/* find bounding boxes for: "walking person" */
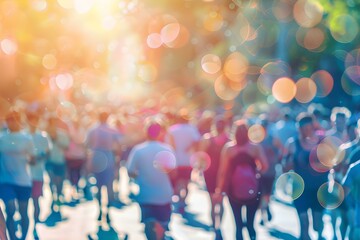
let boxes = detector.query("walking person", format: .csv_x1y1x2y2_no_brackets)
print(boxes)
199,115,229,238
215,119,268,240
25,111,51,238
166,110,201,214
282,113,328,240
85,110,123,222
258,118,283,226
0,111,36,240
127,118,175,240
46,115,70,211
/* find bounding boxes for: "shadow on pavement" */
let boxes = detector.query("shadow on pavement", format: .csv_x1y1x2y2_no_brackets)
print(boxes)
181,210,212,232
268,227,298,240
43,210,68,227
87,225,128,240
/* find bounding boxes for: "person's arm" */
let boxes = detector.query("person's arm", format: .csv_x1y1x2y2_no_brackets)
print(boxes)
0,208,8,240
255,144,269,174
126,147,139,179
215,143,231,194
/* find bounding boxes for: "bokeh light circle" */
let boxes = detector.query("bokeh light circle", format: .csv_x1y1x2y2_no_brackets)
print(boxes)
295,77,317,103
317,136,344,168
272,0,293,22
248,124,265,144
201,54,222,74
272,77,296,103
190,151,211,171
293,0,323,28
330,14,359,43
42,54,57,70
223,52,248,82
341,67,360,96
345,48,360,68
275,172,305,200
214,74,241,101
317,181,345,210
257,61,290,95
147,33,162,49
309,147,331,173
154,151,176,173
55,73,74,90
203,11,224,32
311,70,334,97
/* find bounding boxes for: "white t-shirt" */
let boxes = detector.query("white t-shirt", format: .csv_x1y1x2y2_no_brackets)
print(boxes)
0,131,36,186
166,123,201,167
127,141,174,205
29,130,52,181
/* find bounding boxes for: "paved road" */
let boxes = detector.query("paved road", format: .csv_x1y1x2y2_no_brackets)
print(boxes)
2,167,335,240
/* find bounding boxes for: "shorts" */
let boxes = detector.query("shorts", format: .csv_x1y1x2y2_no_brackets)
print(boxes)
139,203,172,230
260,175,275,195
31,181,43,199
169,166,192,188
46,162,66,177
0,184,32,203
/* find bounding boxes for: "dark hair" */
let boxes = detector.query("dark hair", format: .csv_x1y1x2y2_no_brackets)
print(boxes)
233,119,249,146
296,112,314,128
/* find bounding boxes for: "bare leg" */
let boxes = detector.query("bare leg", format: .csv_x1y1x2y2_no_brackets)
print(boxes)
18,200,30,240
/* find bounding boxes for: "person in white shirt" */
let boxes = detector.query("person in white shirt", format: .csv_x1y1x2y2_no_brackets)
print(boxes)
26,111,52,238
127,118,175,240
166,111,201,213
0,111,36,240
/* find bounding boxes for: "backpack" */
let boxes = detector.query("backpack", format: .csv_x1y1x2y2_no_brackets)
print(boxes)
229,152,260,201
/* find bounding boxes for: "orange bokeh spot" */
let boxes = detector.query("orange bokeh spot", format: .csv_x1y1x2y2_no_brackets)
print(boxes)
272,77,296,103
311,70,334,97
295,77,317,103
293,0,323,28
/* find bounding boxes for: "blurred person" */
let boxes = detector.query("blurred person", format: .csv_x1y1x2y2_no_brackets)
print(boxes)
282,113,328,240
273,109,297,146
326,107,351,240
26,111,51,238
85,110,123,223
46,116,70,210
0,111,36,240
0,207,7,240
326,107,351,143
165,110,201,214
199,115,229,237
215,120,268,240
258,117,283,226
64,117,87,202
335,118,360,239
127,119,175,240
342,157,360,240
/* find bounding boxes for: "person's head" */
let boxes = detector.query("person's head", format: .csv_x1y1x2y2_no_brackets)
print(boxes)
144,118,164,141
212,115,227,134
347,118,359,141
5,110,22,132
98,110,110,124
26,111,40,130
232,119,249,146
331,107,351,133
296,112,315,138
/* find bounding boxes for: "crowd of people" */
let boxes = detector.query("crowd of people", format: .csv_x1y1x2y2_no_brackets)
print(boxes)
0,102,359,240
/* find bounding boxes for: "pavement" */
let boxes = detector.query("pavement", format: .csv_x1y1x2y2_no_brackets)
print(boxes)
2,167,336,240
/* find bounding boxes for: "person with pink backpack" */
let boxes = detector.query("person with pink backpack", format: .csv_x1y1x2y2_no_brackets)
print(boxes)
215,119,268,240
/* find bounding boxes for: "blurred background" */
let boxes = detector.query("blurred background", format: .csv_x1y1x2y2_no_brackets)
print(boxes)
0,0,359,117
